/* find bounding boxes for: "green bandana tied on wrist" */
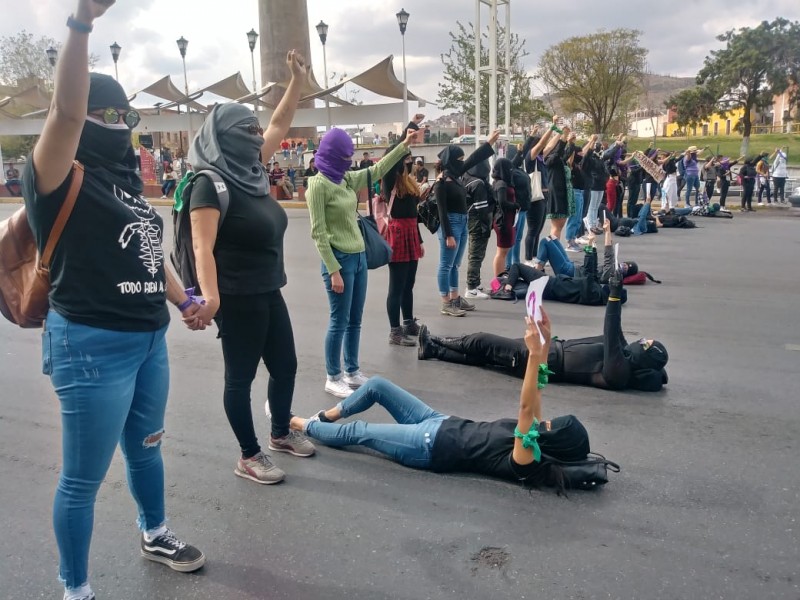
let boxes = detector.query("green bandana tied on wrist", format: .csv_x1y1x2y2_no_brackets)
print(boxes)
514,420,542,462
538,363,555,389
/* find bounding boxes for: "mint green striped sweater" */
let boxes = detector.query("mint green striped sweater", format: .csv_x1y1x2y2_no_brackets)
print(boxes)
307,142,410,272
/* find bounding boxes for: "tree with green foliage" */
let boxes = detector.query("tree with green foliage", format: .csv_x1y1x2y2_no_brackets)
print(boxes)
665,86,718,137
437,21,547,130
538,29,647,135
697,18,799,155
0,31,61,89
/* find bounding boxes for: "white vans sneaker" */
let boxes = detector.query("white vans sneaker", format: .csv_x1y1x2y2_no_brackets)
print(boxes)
343,370,370,389
325,376,354,398
464,288,489,299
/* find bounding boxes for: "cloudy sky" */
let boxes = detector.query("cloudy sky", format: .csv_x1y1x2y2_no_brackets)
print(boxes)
3,0,799,117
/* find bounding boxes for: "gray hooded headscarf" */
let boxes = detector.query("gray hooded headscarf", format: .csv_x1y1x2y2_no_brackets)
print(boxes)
188,103,268,196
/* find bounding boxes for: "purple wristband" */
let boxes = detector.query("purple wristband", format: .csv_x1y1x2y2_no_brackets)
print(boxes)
177,297,193,312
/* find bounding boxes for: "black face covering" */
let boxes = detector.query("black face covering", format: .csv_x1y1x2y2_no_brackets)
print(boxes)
625,340,669,371
76,73,142,196
491,157,513,185
466,159,490,181
538,415,590,462
438,145,466,178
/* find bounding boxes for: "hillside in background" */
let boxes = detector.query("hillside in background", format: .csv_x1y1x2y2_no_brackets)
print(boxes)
641,74,696,110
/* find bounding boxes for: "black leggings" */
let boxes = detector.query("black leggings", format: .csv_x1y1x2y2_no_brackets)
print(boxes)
524,196,547,260
218,291,297,457
719,178,730,207
387,261,418,328
741,181,755,210
774,177,786,202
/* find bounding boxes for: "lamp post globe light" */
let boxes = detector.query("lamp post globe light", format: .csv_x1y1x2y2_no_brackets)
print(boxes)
316,20,332,131
246,28,259,113
46,46,58,67
176,36,193,153
109,42,121,81
396,8,410,125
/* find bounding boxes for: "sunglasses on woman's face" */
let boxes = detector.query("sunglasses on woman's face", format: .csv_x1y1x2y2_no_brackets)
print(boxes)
92,107,141,129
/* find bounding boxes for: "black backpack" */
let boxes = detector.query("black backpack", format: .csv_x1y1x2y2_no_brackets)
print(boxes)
171,170,230,293
417,180,440,234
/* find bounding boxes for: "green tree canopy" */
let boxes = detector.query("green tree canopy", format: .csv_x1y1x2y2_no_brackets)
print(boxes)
538,28,646,135
0,31,61,89
437,21,547,130
665,86,718,133
697,18,799,155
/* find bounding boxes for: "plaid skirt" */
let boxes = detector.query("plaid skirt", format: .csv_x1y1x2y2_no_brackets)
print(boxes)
387,217,423,263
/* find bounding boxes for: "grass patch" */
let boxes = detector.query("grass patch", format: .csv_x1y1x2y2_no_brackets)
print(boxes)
627,133,800,165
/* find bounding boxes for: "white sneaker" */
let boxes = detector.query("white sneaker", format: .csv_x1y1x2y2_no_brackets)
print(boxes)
464,288,489,299
523,259,537,267
758,202,764,206
324,376,353,398
160,195,167,199
575,236,590,245
343,370,369,389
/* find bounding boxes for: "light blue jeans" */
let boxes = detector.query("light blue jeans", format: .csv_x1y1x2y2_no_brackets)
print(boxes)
565,189,585,241
45,310,168,591
322,248,368,377
587,190,604,228
437,212,469,296
305,377,447,468
506,209,527,269
536,238,576,276
633,203,652,235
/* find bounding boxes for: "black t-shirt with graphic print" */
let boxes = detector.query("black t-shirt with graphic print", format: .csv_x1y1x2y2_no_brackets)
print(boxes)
23,163,169,332
189,176,288,295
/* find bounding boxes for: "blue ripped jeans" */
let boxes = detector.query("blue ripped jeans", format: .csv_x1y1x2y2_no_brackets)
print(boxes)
536,238,576,276
506,210,527,269
305,377,447,468
44,310,169,591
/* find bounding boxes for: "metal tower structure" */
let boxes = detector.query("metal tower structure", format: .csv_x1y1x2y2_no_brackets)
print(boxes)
474,0,511,147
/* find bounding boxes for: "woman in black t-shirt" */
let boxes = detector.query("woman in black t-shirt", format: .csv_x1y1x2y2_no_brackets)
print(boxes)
288,312,595,489
21,4,204,598
381,147,425,346
187,51,316,486
418,278,669,392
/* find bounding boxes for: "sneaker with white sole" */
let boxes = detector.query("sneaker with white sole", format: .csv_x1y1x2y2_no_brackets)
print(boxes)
269,431,316,457
325,376,354,397
64,590,95,600
464,288,489,299
140,528,206,572
455,296,475,311
575,236,590,245
343,370,369,389
566,241,582,252
234,451,285,484
441,300,466,317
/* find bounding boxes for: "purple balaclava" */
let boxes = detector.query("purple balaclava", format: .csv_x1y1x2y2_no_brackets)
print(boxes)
315,128,354,184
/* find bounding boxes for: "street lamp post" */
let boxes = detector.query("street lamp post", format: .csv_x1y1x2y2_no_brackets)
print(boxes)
396,8,410,127
109,42,121,81
45,47,58,92
246,29,259,114
176,36,193,152
315,21,332,131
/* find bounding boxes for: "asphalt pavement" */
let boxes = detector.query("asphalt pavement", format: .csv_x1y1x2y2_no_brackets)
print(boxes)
1,205,798,600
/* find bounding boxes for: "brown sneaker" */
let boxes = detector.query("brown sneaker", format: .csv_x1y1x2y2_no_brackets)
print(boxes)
235,452,286,484
455,296,475,311
441,300,466,317
389,326,417,346
269,431,316,457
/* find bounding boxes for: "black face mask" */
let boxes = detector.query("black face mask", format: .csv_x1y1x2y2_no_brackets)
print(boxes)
79,120,133,165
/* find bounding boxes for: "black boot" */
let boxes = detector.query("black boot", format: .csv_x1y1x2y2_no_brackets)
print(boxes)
418,324,434,359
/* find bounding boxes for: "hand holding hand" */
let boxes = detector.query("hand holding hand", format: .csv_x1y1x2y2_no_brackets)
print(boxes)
190,297,220,328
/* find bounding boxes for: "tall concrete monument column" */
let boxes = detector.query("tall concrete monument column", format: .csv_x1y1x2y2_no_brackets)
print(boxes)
258,0,316,140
